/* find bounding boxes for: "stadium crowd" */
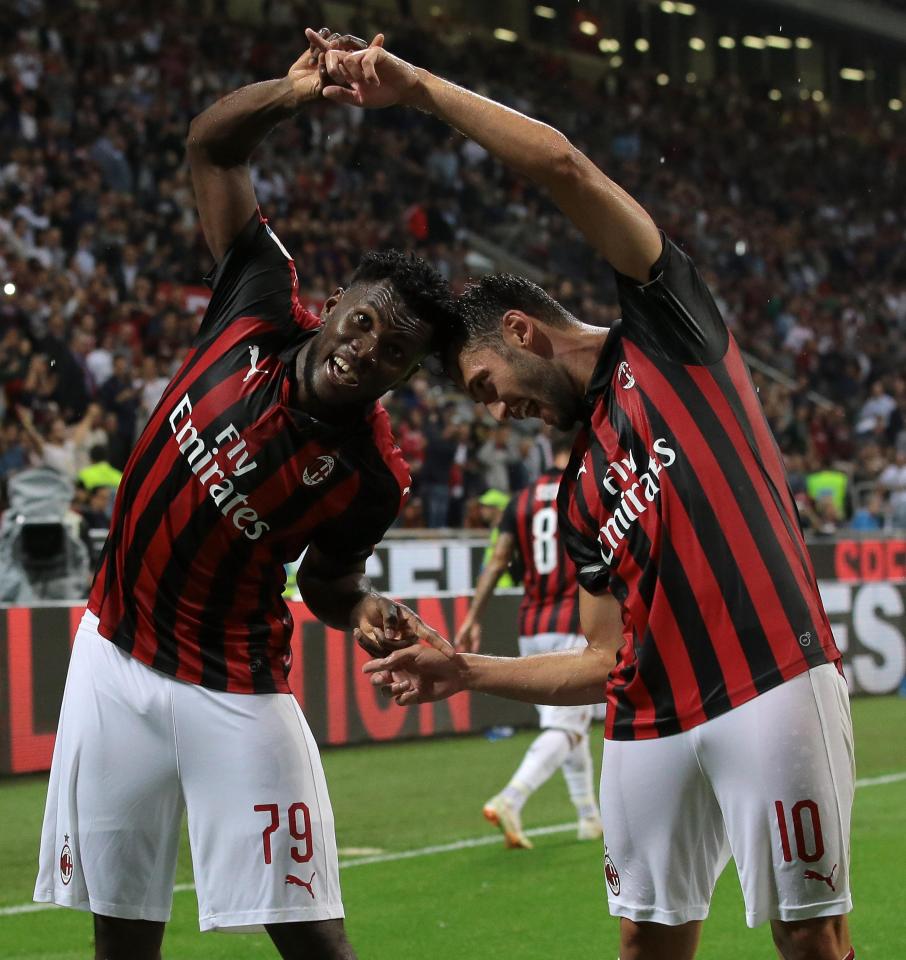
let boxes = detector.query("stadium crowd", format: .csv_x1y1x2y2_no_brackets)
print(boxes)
1,0,905,543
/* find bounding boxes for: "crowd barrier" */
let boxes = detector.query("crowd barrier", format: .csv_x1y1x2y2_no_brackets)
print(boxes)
1,537,904,775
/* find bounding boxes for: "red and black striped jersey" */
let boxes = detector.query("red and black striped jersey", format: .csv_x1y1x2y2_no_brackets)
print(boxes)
499,471,581,637
558,234,840,741
88,211,410,694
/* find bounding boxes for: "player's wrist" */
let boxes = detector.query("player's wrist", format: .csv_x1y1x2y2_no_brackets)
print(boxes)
401,67,433,111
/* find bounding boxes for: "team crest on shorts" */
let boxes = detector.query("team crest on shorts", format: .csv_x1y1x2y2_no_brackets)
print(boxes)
604,850,621,895
59,835,73,885
303,455,336,486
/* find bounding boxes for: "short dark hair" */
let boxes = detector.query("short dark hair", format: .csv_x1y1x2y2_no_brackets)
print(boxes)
349,250,460,357
456,273,575,351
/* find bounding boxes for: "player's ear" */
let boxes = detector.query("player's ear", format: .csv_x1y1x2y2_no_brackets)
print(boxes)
323,287,345,317
501,310,533,351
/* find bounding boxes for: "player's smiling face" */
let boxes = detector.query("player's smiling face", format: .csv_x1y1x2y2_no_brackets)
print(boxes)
455,341,581,430
302,280,433,409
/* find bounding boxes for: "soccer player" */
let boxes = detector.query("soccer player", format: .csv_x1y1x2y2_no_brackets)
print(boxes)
322,39,857,960
455,434,601,849
34,32,456,960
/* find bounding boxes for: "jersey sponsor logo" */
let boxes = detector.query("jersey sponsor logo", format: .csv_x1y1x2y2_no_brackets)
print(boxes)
803,863,837,892
59,834,73,885
285,871,316,897
603,850,621,895
169,393,270,541
303,455,336,487
242,344,270,383
596,438,676,566
617,361,636,390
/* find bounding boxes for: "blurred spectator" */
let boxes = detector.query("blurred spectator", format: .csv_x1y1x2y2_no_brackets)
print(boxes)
477,424,518,493
16,403,101,480
879,450,906,529
850,490,886,532
805,460,850,522
77,444,123,492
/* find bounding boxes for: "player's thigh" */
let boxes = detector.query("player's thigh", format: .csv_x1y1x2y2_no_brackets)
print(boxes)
36,613,182,919
700,665,855,928
601,732,731,926
174,686,344,931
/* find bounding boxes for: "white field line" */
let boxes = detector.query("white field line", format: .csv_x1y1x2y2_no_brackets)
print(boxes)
3,770,904,919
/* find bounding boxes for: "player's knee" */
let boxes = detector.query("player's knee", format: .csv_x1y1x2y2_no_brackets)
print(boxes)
266,918,355,960
771,915,849,960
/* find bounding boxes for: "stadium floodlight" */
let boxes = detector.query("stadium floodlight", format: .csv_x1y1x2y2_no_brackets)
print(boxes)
768,88,782,101
659,1,676,13
610,55,624,68
766,35,792,49
799,88,811,100
735,240,747,255
689,37,706,51
812,89,825,102
795,37,813,49
430,5,443,15
718,36,736,49
890,98,904,111
493,28,518,43
840,68,866,82
534,5,556,18
3,282,15,296
598,38,620,53
742,36,766,49
656,73,670,85
579,20,598,36
686,72,697,83
635,37,650,52
675,2,697,14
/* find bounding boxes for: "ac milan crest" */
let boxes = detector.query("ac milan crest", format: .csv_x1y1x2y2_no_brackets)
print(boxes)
303,455,336,487
604,852,620,895
617,361,636,390
60,835,73,885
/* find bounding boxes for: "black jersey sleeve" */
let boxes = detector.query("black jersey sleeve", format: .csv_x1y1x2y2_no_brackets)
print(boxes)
196,209,317,344
614,233,728,365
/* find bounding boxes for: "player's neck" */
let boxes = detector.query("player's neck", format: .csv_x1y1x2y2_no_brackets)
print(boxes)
551,324,611,399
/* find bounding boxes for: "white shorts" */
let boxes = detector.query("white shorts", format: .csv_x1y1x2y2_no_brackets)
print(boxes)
34,611,343,932
519,633,594,737
600,663,854,928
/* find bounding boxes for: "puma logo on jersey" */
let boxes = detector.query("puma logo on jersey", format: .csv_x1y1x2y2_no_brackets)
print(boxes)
803,863,837,892
243,345,270,382
285,872,316,897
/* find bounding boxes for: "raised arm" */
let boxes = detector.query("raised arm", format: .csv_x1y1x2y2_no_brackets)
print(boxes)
317,40,662,282
187,30,379,262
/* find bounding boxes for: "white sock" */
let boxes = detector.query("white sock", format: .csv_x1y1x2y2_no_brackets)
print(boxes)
501,729,572,812
562,733,598,820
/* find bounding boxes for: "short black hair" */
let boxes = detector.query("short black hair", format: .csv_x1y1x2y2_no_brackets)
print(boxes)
456,273,575,351
349,250,460,358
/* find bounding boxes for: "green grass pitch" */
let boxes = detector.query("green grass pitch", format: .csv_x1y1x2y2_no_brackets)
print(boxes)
2,696,905,958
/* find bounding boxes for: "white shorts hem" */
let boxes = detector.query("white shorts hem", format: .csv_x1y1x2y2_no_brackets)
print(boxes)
746,896,853,929
33,888,172,922
608,900,710,926
200,903,345,932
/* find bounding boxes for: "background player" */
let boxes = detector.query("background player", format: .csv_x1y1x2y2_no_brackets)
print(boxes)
34,31,455,960
321,37,858,960
455,434,601,849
